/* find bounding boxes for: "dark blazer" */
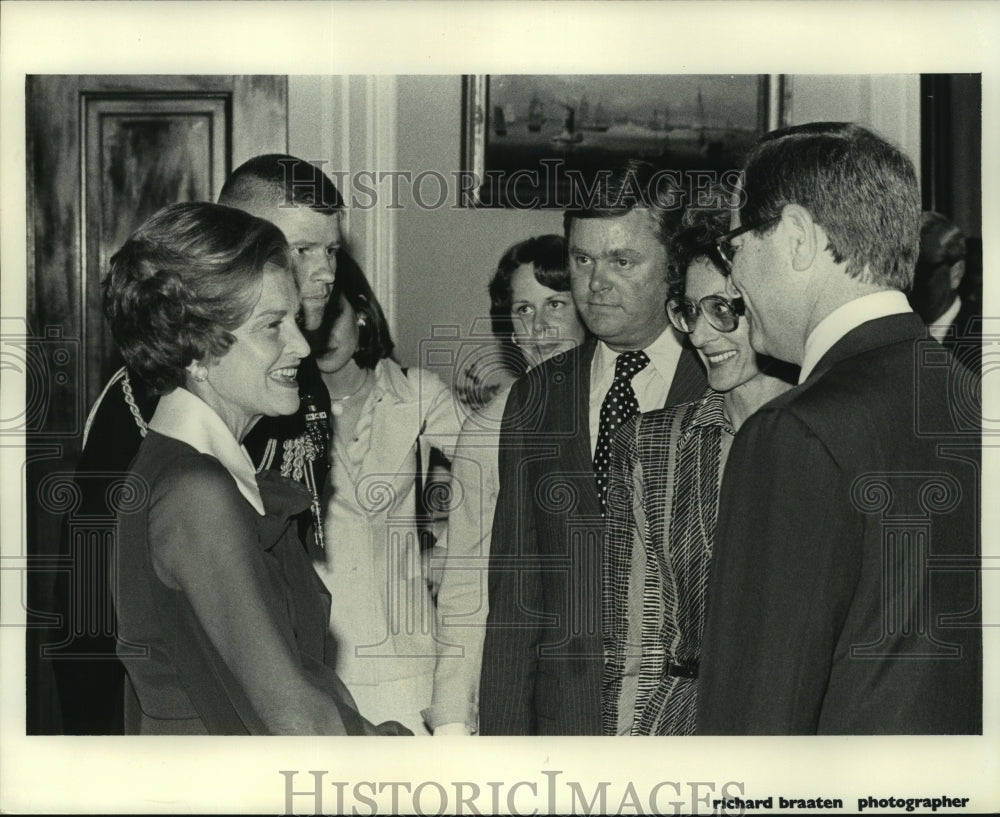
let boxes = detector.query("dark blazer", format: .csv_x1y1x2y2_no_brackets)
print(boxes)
696,313,981,734
480,336,706,735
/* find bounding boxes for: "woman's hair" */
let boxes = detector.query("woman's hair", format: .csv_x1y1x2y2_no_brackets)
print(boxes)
311,248,395,369
488,234,570,370
103,201,291,395
667,200,734,300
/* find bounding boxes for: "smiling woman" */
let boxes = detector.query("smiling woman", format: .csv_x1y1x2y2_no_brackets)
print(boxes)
426,234,589,735
102,202,406,736
309,253,463,735
602,201,794,736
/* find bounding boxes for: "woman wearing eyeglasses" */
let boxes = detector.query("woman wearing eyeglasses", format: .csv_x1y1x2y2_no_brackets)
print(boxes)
601,203,796,736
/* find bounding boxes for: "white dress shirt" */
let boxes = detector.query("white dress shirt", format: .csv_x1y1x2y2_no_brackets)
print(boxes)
799,290,913,384
588,328,685,455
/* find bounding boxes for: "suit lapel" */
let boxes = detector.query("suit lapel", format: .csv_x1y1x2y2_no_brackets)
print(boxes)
543,339,600,520
569,340,597,478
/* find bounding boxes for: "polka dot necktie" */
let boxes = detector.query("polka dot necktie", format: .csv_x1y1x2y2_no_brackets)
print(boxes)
594,350,650,515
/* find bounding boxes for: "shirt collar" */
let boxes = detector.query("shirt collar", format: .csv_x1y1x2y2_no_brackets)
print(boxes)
680,388,733,444
928,295,962,343
799,290,912,384
593,326,684,381
148,387,266,515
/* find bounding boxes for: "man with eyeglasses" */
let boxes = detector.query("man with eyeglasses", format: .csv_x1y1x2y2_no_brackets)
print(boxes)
695,122,981,735
479,161,706,735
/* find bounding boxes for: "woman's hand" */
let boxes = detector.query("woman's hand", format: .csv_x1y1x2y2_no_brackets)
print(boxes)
421,545,447,599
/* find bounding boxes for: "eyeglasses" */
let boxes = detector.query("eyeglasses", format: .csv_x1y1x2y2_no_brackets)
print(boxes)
705,216,781,274
666,294,746,334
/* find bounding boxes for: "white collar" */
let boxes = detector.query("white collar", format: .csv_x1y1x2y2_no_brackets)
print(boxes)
593,326,684,380
148,387,265,515
799,290,912,384
929,295,962,343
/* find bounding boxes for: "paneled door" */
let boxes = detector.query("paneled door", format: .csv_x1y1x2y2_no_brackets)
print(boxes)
23,75,287,733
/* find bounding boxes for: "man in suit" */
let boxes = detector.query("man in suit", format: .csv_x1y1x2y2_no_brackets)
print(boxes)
479,161,707,735
54,154,343,734
696,122,981,734
908,210,981,379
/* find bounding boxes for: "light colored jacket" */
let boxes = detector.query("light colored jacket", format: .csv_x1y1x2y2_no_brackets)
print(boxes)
423,386,510,733
315,360,461,724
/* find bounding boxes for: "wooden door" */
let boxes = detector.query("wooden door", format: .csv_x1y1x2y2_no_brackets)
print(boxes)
24,75,287,733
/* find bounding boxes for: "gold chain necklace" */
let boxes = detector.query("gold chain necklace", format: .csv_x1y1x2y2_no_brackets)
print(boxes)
329,369,371,402
329,369,371,417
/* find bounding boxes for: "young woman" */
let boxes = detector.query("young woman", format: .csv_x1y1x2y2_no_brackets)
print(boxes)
424,235,590,735
311,255,462,735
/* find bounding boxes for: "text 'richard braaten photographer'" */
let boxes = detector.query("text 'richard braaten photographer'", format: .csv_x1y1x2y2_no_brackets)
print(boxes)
276,157,745,211
279,769,746,815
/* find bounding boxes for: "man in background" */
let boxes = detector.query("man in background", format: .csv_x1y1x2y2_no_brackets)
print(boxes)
696,122,981,734
480,161,706,735
908,210,981,378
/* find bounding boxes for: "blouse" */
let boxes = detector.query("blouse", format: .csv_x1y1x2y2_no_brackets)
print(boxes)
602,389,735,735
315,359,461,731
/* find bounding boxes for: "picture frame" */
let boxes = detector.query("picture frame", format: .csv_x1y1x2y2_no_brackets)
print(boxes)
461,74,786,208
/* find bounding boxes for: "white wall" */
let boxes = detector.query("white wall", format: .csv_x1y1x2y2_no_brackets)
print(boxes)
786,75,921,177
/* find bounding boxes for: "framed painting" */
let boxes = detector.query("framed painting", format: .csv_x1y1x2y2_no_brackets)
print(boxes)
461,74,786,208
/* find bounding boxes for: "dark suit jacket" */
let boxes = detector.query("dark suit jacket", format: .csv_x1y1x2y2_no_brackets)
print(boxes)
696,313,982,734
480,336,706,735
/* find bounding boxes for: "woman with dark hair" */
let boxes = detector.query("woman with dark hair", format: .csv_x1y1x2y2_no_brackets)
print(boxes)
423,234,590,735
105,201,404,735
310,253,462,735
488,233,586,373
601,203,794,736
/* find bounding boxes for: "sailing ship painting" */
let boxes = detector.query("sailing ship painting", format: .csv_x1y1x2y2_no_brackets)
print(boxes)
578,96,610,132
476,74,767,207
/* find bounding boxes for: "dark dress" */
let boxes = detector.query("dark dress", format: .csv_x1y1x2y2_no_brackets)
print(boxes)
113,430,364,735
53,360,330,733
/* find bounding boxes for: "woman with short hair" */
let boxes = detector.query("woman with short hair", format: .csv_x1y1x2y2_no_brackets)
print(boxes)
106,201,404,735
425,234,591,735
602,204,795,736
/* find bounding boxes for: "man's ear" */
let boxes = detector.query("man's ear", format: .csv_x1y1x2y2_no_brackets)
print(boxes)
781,203,821,273
948,259,966,292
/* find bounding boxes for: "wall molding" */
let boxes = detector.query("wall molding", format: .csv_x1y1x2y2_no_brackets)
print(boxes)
363,75,398,338
288,75,399,337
